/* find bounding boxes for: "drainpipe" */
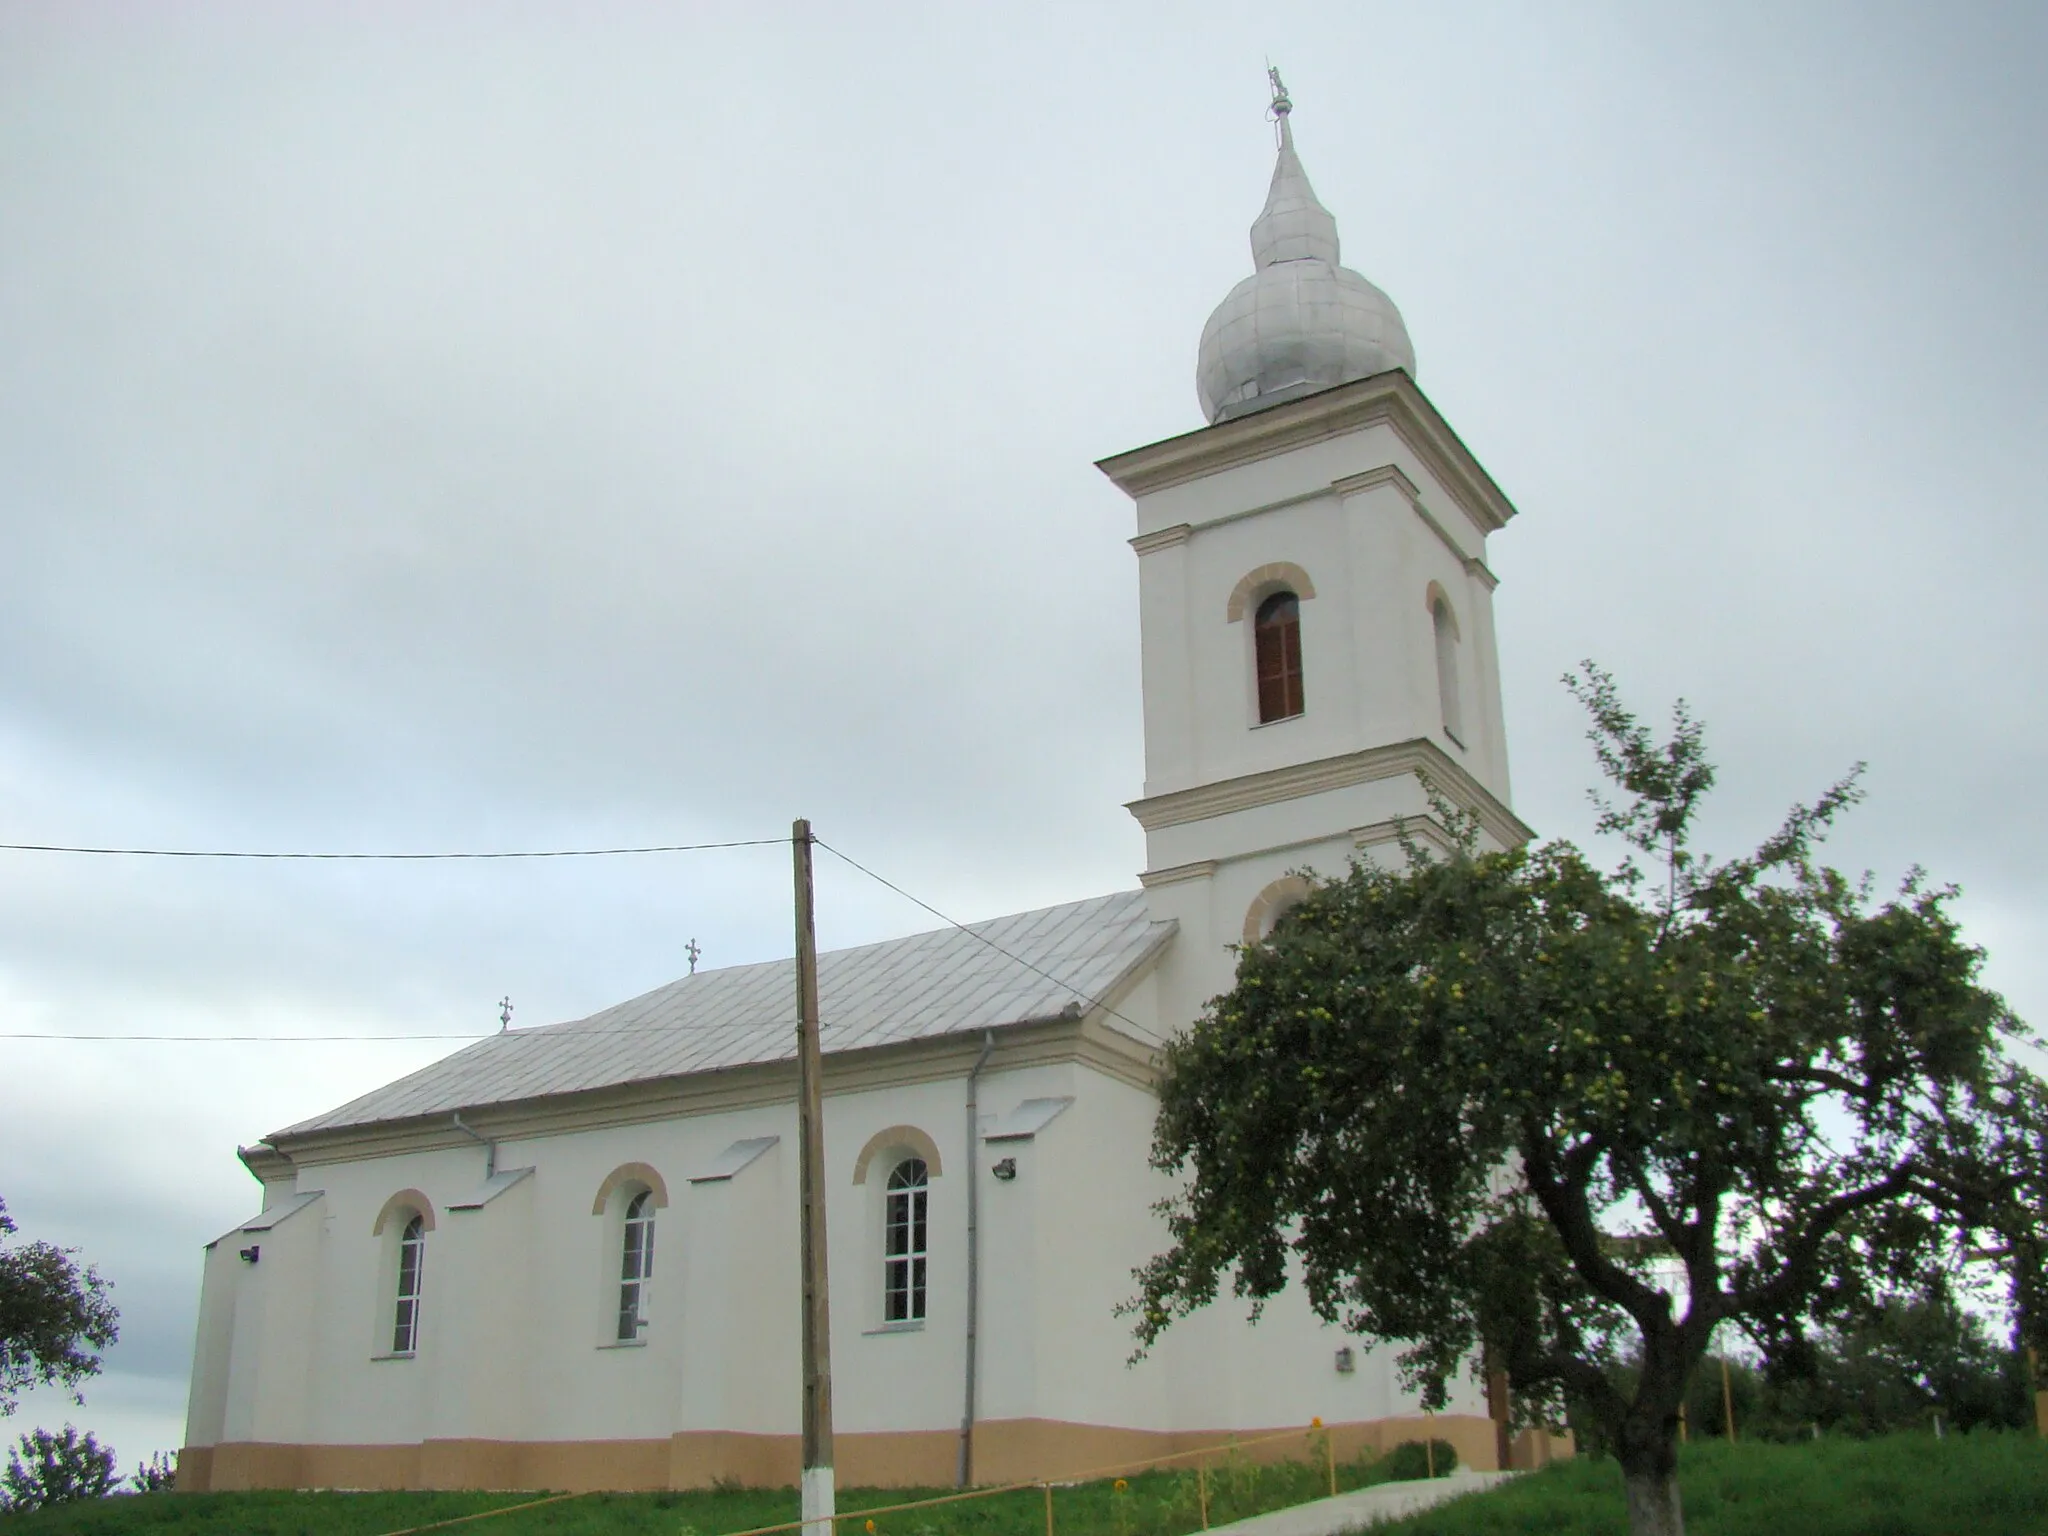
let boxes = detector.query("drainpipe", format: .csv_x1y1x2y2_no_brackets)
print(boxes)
958,1031,996,1489
450,1111,496,1179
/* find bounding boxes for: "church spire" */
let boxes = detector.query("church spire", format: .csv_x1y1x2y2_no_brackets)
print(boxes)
1194,69,1415,423
1252,68,1339,269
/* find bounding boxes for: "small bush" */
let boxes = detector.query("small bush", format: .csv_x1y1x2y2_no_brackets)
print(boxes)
1381,1438,1459,1481
2,1425,118,1511
128,1450,177,1493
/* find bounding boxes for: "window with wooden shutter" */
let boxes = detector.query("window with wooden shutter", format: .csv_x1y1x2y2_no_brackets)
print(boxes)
1254,591,1305,722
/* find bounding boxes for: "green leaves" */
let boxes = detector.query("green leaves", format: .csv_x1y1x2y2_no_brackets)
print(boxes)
0,1198,119,1417
1131,668,2026,1517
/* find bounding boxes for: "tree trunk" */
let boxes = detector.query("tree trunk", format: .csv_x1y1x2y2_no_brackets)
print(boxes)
1612,1322,1691,1536
1623,1464,1684,1536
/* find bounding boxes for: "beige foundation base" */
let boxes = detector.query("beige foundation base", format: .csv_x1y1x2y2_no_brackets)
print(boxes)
177,1413,1570,1494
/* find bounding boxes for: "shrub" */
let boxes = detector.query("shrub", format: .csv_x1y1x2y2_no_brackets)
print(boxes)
129,1449,177,1493
1381,1439,1458,1481
1,1425,118,1511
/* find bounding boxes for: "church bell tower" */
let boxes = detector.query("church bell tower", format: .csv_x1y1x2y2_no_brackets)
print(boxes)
1096,74,1531,1025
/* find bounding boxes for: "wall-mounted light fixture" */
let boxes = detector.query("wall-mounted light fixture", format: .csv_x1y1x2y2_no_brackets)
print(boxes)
238,1245,261,1264
1333,1346,1355,1374
991,1157,1018,1181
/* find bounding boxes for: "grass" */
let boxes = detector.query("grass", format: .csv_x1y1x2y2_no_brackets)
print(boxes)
0,1441,1458,1536
25,1435,2038,1536
1371,1432,2048,1536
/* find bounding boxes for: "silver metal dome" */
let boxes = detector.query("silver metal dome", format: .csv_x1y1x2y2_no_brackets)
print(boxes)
1196,85,1415,425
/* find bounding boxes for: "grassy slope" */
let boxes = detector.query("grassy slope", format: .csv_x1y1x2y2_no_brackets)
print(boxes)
1375,1435,2048,1536
9,1436,2046,1535
0,1453,1442,1536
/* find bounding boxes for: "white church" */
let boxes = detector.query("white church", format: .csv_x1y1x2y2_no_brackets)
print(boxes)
178,84,1557,1495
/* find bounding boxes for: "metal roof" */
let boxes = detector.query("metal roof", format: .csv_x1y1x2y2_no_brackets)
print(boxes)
276,890,1168,1138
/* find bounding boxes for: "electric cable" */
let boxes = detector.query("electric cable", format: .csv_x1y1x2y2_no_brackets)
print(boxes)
0,829,1168,1051
0,837,784,860
813,837,1166,1047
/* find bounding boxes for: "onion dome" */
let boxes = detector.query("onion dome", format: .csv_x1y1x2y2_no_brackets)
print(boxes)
1196,76,1416,425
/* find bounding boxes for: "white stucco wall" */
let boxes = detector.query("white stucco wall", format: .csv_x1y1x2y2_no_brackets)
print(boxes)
186,1037,1472,1459
1116,384,1520,1047
1131,416,1510,812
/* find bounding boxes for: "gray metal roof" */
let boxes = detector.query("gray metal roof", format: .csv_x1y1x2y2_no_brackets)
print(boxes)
1197,94,1415,425
276,890,1168,1138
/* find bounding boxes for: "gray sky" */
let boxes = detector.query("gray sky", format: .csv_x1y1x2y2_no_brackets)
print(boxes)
2,2,2044,1468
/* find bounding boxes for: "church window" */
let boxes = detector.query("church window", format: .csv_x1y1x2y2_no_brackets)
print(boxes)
883,1157,928,1323
1254,591,1305,723
617,1189,655,1341
1243,874,1314,947
1431,594,1464,745
392,1214,425,1355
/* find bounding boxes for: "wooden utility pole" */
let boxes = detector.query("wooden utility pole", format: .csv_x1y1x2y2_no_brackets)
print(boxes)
1483,1350,1511,1471
793,820,835,1536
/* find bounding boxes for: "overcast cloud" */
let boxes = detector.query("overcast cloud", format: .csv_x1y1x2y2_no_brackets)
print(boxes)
1,2,2043,1468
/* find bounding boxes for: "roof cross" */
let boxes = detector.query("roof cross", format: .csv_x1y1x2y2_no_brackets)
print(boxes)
1265,65,1294,149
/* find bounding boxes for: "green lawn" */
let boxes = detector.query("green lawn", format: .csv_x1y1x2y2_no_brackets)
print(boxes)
1374,1433,2048,1536
10,1435,2041,1536
0,1442,1453,1536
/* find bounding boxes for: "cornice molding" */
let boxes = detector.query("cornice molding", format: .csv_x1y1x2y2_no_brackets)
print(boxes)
238,1143,296,1186
1129,524,1192,555
1352,814,1462,859
1127,737,1535,850
1330,463,1423,504
1137,859,1217,889
1096,373,1517,535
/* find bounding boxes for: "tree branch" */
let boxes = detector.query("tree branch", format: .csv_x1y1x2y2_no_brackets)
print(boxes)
1768,1063,1874,1104
1523,1123,1669,1328
1734,1163,1919,1318
1516,1346,1628,1424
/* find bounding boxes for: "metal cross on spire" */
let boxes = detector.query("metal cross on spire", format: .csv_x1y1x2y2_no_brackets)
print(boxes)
498,995,513,1031
1266,64,1293,147
1267,65,1292,118
686,938,702,976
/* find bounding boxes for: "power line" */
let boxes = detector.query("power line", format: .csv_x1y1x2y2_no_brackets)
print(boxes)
0,837,786,860
0,1031,497,1042
0,1018,801,1044
0,831,1167,1051
814,838,1165,1047
0,1012,913,1044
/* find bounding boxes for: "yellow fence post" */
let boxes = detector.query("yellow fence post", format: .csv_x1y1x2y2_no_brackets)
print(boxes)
1042,1482,1054,1536
1198,1462,1209,1529
1316,1418,1335,1498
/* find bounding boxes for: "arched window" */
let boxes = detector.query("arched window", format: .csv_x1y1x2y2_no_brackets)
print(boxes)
1243,875,1313,947
392,1215,426,1355
883,1158,929,1323
616,1189,655,1341
1431,594,1464,744
1254,591,1305,723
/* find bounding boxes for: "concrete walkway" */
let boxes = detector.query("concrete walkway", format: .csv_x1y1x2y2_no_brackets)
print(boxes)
1197,1471,1518,1536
